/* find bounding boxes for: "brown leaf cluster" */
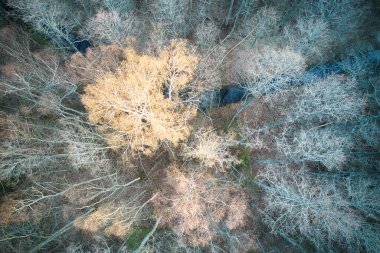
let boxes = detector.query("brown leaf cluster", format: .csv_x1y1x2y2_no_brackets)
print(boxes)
73,199,143,238
81,40,198,155
153,166,250,246
0,193,44,225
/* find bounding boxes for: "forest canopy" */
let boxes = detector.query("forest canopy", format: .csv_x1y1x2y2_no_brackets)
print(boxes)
0,0,379,252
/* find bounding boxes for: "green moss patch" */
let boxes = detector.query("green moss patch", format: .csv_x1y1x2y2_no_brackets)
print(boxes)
126,227,151,251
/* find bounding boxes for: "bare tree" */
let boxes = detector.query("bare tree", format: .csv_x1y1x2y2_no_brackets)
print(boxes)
353,121,380,151
262,0,371,65
0,115,65,183
281,17,332,65
16,172,141,213
191,0,212,24
153,165,250,247
182,127,241,170
194,21,220,50
144,23,169,54
192,46,226,94
80,10,139,47
346,176,380,218
257,165,380,253
8,0,81,50
234,7,280,46
0,27,80,117
290,75,365,123
305,0,371,53
6,169,147,251
240,74,366,147
0,113,114,183
59,117,111,175
231,46,305,99
275,127,353,170
149,0,190,38
73,188,153,239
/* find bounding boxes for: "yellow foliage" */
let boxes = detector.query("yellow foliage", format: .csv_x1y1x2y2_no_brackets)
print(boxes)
81,40,198,155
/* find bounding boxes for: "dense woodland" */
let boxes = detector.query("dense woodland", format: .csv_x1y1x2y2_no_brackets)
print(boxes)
0,0,379,252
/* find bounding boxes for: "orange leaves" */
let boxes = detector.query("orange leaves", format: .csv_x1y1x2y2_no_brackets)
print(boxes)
81,40,198,155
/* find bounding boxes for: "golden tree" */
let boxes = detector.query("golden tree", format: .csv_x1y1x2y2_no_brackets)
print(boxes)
81,40,198,155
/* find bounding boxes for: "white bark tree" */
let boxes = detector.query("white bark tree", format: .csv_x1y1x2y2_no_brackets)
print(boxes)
0,34,80,118
182,127,241,170
80,10,139,47
290,75,365,124
257,165,380,253
234,7,280,46
276,127,352,170
150,0,190,38
305,0,370,51
194,21,220,50
0,116,64,182
281,17,332,65
232,46,305,99
8,0,81,50
58,117,112,175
